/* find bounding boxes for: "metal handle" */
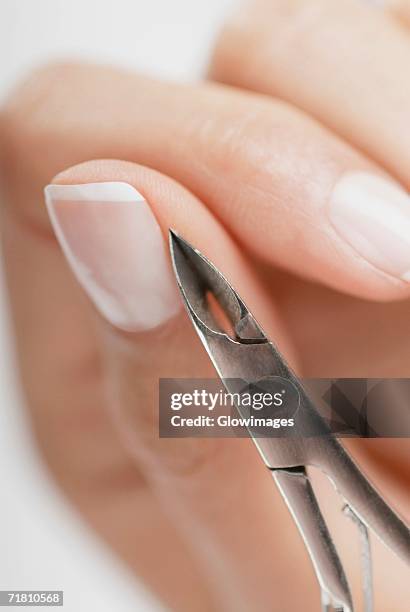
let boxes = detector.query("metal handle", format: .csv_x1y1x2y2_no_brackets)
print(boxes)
313,434,410,565
272,467,353,612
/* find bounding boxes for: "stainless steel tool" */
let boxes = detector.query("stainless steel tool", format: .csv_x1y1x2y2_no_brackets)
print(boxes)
169,230,410,612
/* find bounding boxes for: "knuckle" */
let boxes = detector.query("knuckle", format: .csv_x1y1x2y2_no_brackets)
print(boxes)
194,102,269,172
193,96,287,195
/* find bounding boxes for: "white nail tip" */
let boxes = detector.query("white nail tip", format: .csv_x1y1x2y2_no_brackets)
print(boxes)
45,182,145,203
45,181,180,332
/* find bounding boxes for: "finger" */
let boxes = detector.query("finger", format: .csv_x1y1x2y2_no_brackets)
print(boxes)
1,132,300,608
2,64,410,302
0,130,217,612
207,0,410,574
0,66,303,610
209,0,410,189
44,158,317,611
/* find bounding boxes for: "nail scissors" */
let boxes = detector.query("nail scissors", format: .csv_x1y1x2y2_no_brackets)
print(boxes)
169,231,410,612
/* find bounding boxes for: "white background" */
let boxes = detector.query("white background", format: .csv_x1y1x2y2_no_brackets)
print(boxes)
0,1,237,610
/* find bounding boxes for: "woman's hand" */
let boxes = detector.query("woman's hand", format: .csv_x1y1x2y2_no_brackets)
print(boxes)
1,1,410,610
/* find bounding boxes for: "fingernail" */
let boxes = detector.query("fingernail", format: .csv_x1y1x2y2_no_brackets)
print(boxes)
329,172,410,282
45,182,181,331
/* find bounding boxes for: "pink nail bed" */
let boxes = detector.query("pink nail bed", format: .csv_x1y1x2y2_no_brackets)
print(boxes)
45,182,181,331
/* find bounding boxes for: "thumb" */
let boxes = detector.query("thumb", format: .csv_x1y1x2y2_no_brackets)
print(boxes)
45,159,313,612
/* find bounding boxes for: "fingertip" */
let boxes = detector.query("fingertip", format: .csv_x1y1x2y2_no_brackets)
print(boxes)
47,160,295,362
326,170,410,302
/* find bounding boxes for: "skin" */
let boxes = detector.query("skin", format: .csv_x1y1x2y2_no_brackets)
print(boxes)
0,1,410,610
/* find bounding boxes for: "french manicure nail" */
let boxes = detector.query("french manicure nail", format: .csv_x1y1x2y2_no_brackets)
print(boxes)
329,172,410,282
45,182,181,331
